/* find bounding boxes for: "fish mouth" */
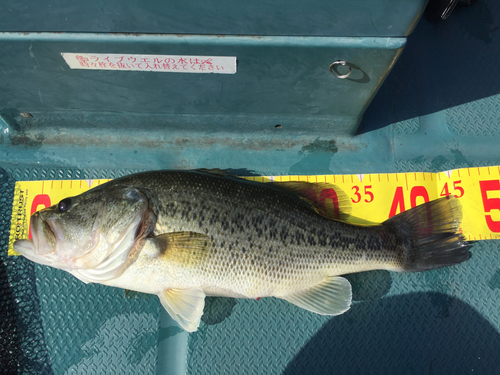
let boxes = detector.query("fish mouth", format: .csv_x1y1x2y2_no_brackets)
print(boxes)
14,212,62,267
31,212,58,255
14,219,58,267
13,238,36,257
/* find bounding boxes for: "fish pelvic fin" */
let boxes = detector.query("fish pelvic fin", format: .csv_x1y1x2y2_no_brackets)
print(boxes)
385,196,471,272
282,276,352,315
158,288,206,332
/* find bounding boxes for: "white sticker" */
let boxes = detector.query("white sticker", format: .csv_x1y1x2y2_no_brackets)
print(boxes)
61,53,237,74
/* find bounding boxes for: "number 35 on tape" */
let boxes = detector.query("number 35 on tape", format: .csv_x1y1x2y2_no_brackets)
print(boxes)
8,167,500,255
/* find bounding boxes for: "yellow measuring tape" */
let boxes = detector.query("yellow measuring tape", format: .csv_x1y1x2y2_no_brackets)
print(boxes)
8,166,500,255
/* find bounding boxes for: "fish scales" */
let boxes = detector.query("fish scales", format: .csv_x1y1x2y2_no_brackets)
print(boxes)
100,171,402,296
14,169,471,332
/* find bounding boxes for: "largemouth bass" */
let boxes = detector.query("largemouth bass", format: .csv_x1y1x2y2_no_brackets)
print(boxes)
14,170,471,331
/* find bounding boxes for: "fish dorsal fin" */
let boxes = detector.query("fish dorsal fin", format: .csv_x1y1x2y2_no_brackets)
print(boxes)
146,232,211,260
194,168,230,176
282,276,352,315
158,288,206,332
270,182,352,221
194,168,256,177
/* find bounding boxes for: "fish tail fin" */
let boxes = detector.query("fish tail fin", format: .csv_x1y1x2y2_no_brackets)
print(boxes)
384,196,471,272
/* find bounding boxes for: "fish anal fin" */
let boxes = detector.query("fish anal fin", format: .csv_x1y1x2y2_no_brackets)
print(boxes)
270,182,352,221
158,288,206,332
282,276,352,315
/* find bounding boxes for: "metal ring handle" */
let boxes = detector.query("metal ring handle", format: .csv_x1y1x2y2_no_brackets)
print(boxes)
329,60,352,79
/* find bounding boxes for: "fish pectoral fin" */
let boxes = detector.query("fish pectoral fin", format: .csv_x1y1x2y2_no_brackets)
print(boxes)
282,276,352,315
149,231,211,258
158,288,206,332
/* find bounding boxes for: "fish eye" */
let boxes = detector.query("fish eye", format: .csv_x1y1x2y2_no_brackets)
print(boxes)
57,198,72,212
